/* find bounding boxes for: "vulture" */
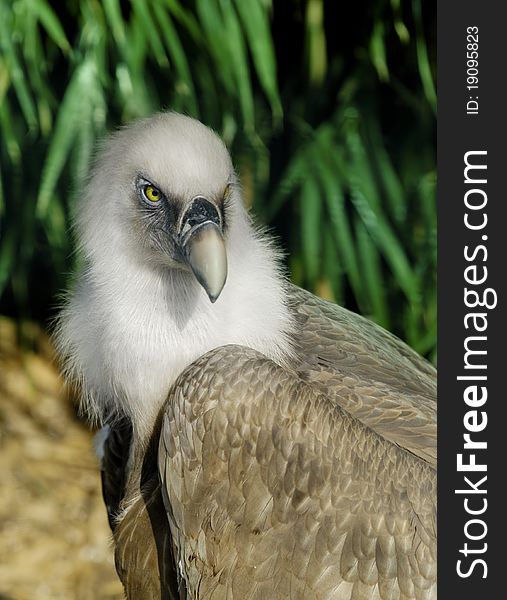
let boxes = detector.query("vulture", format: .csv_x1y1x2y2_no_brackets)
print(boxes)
55,112,436,600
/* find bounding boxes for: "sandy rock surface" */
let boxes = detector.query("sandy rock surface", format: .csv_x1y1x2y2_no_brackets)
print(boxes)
0,317,124,599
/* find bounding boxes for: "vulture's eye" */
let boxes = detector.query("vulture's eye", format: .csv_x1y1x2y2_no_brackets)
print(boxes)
143,184,162,203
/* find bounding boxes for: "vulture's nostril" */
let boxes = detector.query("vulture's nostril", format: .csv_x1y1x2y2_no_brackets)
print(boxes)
181,196,221,232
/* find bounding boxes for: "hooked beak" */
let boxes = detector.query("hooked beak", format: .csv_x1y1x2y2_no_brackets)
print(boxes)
179,196,227,303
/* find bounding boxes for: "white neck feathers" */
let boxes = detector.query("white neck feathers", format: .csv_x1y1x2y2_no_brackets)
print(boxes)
55,208,294,441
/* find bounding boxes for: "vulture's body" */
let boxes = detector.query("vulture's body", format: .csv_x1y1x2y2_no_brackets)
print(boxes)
56,113,436,599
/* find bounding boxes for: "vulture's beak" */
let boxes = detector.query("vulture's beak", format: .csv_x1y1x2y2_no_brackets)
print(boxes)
179,196,227,303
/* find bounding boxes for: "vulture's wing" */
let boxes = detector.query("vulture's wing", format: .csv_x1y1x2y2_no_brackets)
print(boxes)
159,345,436,599
101,420,182,599
289,286,436,466
100,418,132,530
114,478,182,600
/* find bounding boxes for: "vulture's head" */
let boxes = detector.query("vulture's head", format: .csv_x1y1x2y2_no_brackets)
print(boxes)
60,112,292,436
78,112,236,302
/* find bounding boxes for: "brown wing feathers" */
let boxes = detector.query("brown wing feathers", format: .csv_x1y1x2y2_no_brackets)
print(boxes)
289,288,436,466
158,345,436,599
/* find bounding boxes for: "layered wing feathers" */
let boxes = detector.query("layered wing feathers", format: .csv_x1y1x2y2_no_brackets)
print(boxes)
159,345,436,599
288,287,436,465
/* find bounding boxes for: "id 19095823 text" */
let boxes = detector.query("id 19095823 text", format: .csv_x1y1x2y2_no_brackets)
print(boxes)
466,26,479,115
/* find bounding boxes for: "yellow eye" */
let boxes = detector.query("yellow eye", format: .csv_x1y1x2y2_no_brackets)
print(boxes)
223,184,232,201
144,184,161,202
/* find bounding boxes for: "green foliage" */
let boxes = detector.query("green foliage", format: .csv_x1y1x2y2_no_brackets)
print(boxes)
0,0,436,360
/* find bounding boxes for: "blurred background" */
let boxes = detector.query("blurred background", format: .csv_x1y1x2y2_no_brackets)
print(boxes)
0,0,435,598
